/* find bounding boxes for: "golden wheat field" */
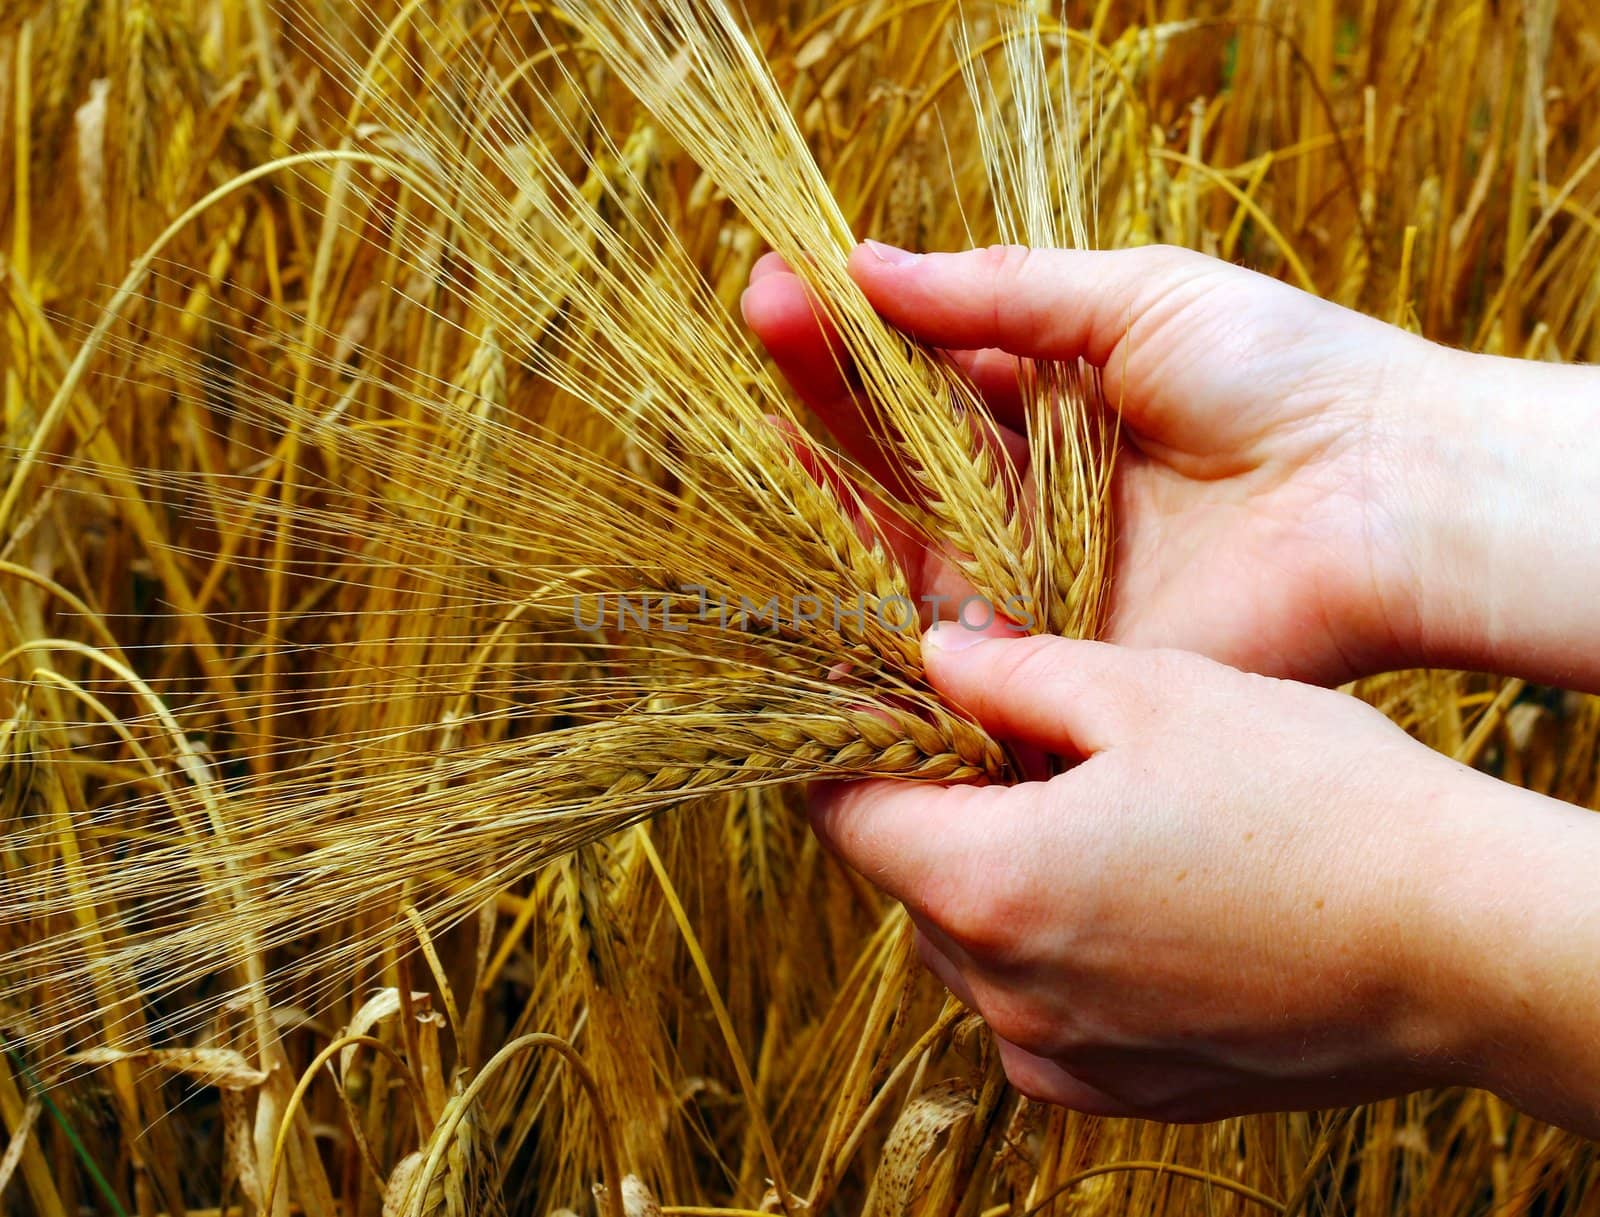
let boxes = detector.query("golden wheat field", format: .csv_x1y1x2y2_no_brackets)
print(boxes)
2,0,1599,1212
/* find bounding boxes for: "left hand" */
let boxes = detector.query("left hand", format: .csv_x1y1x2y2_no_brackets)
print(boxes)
809,626,1582,1123
743,243,1446,685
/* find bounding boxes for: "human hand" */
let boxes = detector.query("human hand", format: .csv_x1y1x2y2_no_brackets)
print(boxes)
809,627,1600,1129
744,242,1600,689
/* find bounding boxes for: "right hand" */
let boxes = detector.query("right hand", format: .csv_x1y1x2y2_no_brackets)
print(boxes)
808,626,1600,1135
744,242,1598,689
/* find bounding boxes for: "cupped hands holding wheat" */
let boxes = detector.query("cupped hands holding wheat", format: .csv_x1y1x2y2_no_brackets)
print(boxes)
751,240,1600,1134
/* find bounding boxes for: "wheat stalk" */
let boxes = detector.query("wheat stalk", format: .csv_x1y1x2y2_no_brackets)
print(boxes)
3,1,1599,1213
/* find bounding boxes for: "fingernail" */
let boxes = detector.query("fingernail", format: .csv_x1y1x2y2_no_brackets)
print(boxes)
863,239,922,267
923,621,993,654
738,285,753,324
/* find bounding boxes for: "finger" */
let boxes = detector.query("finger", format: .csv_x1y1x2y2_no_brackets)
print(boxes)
741,268,852,420
745,259,1029,417
768,412,918,580
742,267,919,499
806,777,1022,917
949,347,1026,430
849,241,1214,381
767,412,912,568
768,416,987,615
947,348,1031,467
993,1038,1139,1117
749,250,791,284
767,413,862,512
910,918,982,1011
920,629,1198,756
743,265,1031,495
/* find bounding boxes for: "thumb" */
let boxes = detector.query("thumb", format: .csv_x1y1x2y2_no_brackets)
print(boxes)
921,627,1170,757
848,242,1213,369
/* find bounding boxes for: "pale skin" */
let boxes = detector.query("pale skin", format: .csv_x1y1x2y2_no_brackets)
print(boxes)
741,241,1600,1135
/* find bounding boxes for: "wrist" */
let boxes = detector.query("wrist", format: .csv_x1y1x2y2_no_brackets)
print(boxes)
1407,765,1600,1135
1391,345,1600,690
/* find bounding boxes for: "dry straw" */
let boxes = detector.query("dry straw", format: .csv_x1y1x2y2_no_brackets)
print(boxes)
2,0,1599,1213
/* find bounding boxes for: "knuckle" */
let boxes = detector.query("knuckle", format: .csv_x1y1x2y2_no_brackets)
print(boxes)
1132,244,1226,292
1135,243,1204,273
975,242,1032,279
1120,246,1237,335
976,244,1035,334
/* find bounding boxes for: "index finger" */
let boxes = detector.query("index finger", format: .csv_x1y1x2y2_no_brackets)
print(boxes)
806,776,1017,918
